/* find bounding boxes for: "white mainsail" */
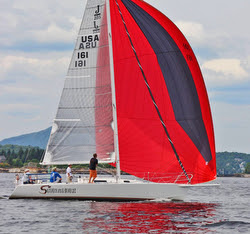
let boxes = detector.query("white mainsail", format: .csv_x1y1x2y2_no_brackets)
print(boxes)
42,0,115,165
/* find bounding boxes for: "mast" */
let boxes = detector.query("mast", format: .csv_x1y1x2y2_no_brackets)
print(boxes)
106,0,121,182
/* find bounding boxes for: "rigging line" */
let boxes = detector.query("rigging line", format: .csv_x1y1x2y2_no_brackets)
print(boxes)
115,0,191,184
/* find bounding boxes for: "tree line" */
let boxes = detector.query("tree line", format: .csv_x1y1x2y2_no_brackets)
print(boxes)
216,152,250,175
0,145,250,174
0,144,44,168
0,144,114,170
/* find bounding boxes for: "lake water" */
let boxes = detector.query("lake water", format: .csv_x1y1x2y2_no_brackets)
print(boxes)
0,173,249,233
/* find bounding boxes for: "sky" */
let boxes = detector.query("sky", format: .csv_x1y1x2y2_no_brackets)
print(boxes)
0,0,250,153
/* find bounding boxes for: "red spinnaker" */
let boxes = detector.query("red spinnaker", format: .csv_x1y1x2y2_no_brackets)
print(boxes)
109,0,216,184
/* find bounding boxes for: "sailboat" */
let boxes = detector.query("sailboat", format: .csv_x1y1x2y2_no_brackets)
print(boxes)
10,0,216,200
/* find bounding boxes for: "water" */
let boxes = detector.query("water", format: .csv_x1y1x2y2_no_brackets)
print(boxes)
0,174,249,233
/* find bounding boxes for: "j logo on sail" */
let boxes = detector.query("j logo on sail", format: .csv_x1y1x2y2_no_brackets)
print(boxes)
94,5,101,20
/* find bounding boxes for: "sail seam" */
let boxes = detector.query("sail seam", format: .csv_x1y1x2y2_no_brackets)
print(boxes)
58,106,111,109
115,0,191,184
53,124,113,128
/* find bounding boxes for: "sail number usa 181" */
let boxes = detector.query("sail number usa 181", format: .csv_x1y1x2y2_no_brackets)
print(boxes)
74,52,88,67
75,60,86,67
77,52,89,59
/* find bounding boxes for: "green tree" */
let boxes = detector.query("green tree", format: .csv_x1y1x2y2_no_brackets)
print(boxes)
23,148,29,163
6,155,14,165
245,163,250,174
18,148,24,159
13,158,23,167
31,159,39,163
10,149,15,158
7,149,11,157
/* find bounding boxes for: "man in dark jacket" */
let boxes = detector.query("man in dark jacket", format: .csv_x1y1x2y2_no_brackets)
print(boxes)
89,153,98,183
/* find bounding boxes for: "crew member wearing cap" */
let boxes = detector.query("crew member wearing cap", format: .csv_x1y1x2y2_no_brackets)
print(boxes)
22,169,33,184
50,167,62,183
66,164,73,183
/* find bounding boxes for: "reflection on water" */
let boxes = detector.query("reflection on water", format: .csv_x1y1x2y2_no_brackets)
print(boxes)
83,202,218,233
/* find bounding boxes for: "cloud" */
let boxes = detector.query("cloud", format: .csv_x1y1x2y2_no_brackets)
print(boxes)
0,0,83,50
0,103,39,112
0,86,36,96
0,56,39,77
175,21,206,45
201,58,249,86
174,20,238,58
32,17,81,44
203,58,248,78
0,54,70,82
0,53,70,129
176,19,250,89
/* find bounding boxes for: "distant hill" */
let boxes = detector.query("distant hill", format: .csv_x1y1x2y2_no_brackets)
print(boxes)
0,127,51,149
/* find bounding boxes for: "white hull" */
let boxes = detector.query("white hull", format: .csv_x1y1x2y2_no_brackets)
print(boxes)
10,181,184,201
